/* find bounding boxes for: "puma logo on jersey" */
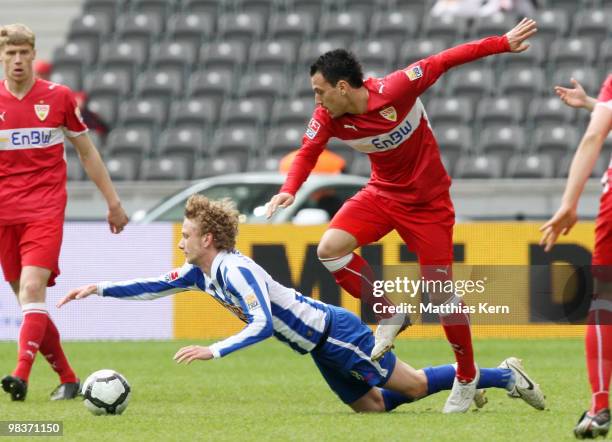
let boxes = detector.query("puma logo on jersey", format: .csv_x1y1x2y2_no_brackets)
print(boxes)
0,112,5,122
343,124,358,131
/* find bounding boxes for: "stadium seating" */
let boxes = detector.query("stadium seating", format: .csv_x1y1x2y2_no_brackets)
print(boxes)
57,0,609,181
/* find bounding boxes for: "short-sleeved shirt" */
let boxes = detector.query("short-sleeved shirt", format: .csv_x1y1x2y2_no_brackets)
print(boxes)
0,79,88,224
597,75,612,112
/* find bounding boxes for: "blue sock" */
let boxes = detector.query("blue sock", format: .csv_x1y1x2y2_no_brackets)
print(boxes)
380,388,414,411
479,368,514,390
424,365,515,395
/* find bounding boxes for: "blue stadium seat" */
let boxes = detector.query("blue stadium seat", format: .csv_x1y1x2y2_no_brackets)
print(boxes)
506,154,555,179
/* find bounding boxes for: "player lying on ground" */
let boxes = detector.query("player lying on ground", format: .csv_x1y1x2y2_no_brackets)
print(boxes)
58,196,545,413
265,17,537,413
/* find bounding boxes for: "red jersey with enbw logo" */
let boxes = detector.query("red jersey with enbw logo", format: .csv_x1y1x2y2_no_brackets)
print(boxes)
280,36,510,204
0,79,88,224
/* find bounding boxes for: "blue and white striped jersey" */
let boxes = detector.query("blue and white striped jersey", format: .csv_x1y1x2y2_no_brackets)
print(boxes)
97,250,330,358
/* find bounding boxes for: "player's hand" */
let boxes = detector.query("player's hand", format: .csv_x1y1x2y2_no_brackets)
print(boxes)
555,78,588,109
539,205,578,252
505,18,538,53
173,345,214,364
265,193,295,219
108,203,128,234
57,284,98,308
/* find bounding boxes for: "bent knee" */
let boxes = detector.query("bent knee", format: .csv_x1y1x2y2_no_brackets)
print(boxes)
19,280,47,302
350,391,386,413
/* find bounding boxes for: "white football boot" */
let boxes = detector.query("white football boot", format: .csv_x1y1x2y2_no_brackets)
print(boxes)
498,357,545,410
443,366,480,414
371,313,411,361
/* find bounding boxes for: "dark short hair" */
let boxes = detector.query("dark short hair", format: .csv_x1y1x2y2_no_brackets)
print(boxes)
310,49,364,88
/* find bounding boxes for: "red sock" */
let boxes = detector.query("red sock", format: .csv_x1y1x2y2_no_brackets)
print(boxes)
437,295,475,382
40,317,77,384
586,305,612,414
13,304,49,383
320,253,395,319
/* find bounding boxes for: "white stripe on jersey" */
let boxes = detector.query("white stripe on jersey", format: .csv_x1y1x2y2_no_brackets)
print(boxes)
339,98,426,153
272,316,317,352
596,100,612,111
326,336,389,377
0,127,64,150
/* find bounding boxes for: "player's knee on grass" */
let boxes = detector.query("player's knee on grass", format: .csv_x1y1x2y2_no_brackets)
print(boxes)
349,389,386,413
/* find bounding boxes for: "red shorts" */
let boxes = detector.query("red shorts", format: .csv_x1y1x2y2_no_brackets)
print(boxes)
593,186,612,282
329,186,455,265
0,218,64,287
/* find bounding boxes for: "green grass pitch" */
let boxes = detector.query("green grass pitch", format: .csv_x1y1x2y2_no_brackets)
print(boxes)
0,339,589,441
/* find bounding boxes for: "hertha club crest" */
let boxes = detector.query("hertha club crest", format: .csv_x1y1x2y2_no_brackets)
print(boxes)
34,104,50,121
379,106,397,122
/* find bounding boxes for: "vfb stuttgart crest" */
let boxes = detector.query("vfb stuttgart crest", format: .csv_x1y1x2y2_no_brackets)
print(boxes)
34,103,50,121
379,106,397,122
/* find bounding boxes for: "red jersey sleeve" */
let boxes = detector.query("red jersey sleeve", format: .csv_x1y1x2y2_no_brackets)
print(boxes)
61,87,88,137
280,106,332,195
597,75,612,111
388,35,510,98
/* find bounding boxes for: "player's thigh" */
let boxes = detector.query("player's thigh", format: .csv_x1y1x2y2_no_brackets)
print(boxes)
593,193,612,300
325,189,394,252
20,218,63,288
392,193,455,267
318,228,359,259
311,355,374,408
18,266,52,303
381,359,428,400
0,224,23,286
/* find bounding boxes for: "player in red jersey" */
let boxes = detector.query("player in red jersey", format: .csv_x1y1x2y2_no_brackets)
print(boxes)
266,18,538,413
0,24,128,402
541,74,612,439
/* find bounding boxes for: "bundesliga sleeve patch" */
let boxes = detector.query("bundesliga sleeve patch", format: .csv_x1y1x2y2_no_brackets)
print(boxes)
404,65,423,81
244,294,260,310
164,269,181,282
305,118,321,140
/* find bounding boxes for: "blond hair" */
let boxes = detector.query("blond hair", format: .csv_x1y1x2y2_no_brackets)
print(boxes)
0,24,35,50
185,195,239,251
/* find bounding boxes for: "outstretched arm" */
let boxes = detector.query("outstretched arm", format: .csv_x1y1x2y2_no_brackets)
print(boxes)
540,105,612,252
555,78,598,112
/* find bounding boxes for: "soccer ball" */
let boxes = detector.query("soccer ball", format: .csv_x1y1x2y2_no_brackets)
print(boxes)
81,369,131,415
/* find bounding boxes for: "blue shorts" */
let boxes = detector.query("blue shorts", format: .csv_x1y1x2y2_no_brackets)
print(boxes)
310,305,397,404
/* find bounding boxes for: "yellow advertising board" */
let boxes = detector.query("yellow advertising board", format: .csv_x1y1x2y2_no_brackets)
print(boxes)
173,223,596,339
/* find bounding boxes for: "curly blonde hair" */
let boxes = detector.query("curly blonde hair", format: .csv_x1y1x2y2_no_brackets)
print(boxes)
185,195,239,251
0,24,35,50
